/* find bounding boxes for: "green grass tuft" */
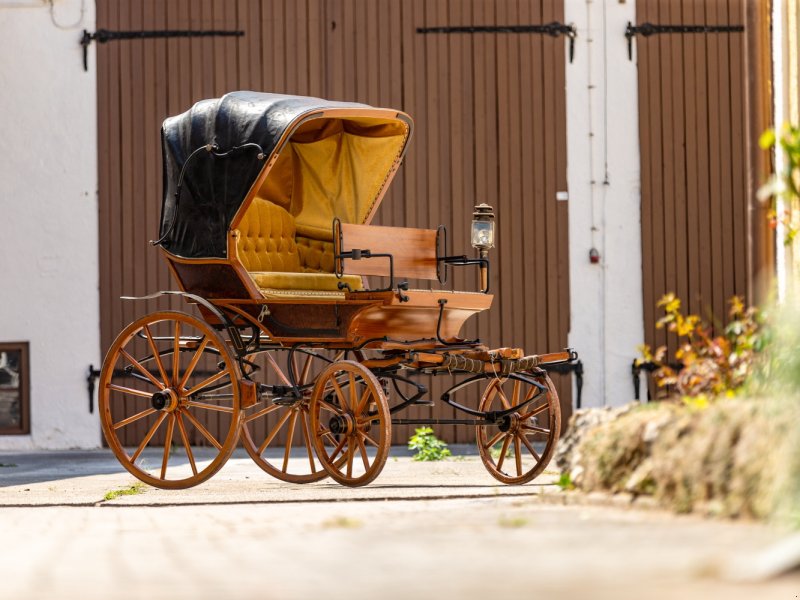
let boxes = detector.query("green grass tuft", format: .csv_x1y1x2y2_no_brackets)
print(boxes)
103,482,145,501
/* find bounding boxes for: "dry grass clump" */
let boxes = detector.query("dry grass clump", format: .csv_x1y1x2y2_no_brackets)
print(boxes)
557,398,800,521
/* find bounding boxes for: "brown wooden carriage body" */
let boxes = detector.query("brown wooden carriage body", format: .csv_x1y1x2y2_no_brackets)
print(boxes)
99,92,577,489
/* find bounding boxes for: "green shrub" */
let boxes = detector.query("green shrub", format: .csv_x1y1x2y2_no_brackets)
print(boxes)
408,427,452,461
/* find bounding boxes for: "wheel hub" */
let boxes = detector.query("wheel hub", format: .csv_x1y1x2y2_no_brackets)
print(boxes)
497,413,521,434
151,389,179,412
329,414,355,436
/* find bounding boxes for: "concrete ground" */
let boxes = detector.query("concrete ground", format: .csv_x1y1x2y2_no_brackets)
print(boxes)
0,448,798,600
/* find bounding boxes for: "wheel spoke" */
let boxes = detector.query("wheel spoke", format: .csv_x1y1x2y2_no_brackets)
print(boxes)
349,373,357,411
355,387,371,416
482,429,506,450
113,407,157,430
186,368,230,396
497,387,512,410
319,398,344,415
299,409,317,473
183,410,223,451
356,434,370,471
345,440,354,478
257,410,293,455
330,376,348,407
131,412,168,463
299,354,313,386
160,414,176,479
514,436,522,477
519,434,541,462
265,352,292,386
185,400,234,414
244,404,281,423
172,321,181,386
282,411,299,473
357,415,377,427
107,383,153,399
522,424,551,435
519,401,549,421
512,379,521,407
178,337,209,390
143,325,170,386
359,430,379,448
328,434,348,463
496,434,512,472
175,412,198,476
120,349,164,389
483,384,499,408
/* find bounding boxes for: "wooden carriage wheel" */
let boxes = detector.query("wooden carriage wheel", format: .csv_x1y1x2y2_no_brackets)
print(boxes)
99,311,242,489
476,373,561,485
240,349,346,483
309,361,391,487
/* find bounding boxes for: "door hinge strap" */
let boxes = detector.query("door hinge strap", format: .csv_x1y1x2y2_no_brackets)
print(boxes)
80,28,245,71
625,22,744,60
416,22,578,63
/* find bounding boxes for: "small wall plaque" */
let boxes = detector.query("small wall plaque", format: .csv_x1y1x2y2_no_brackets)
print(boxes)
0,342,30,435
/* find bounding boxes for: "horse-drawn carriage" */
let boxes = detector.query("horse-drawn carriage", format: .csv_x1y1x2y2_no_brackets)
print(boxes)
99,91,577,488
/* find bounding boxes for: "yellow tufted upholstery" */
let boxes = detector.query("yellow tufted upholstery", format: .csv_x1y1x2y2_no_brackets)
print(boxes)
296,236,336,273
235,198,362,293
249,271,363,291
236,199,301,273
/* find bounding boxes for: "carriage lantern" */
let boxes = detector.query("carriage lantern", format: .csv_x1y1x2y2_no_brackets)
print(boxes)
471,203,494,291
471,203,495,251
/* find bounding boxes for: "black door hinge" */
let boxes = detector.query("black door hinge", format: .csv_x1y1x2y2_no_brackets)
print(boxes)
87,364,100,414
417,22,578,63
625,21,744,60
80,28,245,71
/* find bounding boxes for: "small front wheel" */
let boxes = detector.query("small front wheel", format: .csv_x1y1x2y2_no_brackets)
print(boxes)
309,361,391,487
476,373,561,485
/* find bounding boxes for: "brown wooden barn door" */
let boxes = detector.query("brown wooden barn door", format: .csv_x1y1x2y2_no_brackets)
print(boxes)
634,0,772,386
97,0,571,447
96,0,272,448
400,0,571,442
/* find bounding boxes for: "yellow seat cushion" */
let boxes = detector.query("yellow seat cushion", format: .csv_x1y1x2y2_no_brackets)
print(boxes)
249,271,363,292
296,235,336,273
236,199,301,272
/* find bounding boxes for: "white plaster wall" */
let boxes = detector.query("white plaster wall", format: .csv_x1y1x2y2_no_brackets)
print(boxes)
0,0,100,448
565,0,645,407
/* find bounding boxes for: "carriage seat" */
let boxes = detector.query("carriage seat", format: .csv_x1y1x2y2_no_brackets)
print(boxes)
235,198,362,294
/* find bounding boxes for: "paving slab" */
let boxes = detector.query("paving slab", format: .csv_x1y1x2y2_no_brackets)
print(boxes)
0,449,798,600
0,448,559,506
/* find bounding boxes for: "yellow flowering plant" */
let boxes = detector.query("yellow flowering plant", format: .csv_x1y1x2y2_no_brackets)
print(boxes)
638,293,765,400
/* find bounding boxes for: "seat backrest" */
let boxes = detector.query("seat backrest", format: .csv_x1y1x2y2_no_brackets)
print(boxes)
335,222,439,280
296,235,336,273
235,199,301,273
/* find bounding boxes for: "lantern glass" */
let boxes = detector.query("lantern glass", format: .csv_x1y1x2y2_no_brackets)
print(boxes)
471,219,494,249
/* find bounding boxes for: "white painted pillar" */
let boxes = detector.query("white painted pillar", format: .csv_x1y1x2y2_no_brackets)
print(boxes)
564,0,644,407
0,0,100,448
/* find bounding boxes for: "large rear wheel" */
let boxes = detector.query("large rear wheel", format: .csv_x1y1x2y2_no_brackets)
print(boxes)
99,311,242,489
